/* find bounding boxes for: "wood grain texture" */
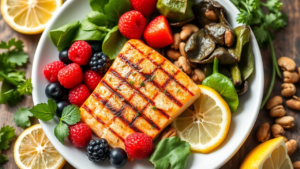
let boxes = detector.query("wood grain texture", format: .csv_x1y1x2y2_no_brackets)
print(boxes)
0,0,299,169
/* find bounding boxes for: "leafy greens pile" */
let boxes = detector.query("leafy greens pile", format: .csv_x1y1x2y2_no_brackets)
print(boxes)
230,0,287,108
49,0,130,60
0,126,15,165
0,38,32,106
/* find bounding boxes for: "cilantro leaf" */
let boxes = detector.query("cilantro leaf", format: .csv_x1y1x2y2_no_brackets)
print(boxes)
17,79,32,95
7,71,25,83
149,137,191,169
0,154,8,164
4,89,22,106
265,12,287,30
61,105,81,125
0,38,23,51
14,108,33,128
0,126,15,150
7,51,29,66
265,0,282,12
236,9,253,25
54,121,69,144
29,99,57,121
253,25,269,46
0,53,16,75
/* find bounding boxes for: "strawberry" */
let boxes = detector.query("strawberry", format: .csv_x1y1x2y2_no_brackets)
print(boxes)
130,0,157,16
143,15,174,48
119,10,147,39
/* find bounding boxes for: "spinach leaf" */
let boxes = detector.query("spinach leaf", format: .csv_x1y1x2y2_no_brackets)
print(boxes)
87,11,110,26
49,21,80,51
104,0,131,22
149,137,191,169
239,42,254,81
73,22,107,42
0,81,13,104
202,58,239,113
90,0,109,12
81,19,110,32
102,26,127,60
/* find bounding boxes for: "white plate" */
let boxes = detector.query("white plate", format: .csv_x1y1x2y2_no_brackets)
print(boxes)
32,0,264,168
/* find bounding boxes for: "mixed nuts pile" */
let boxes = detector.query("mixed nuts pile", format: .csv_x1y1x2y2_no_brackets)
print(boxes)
257,57,300,167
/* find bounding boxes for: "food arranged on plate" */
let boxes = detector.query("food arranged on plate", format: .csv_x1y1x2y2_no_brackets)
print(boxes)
29,0,256,168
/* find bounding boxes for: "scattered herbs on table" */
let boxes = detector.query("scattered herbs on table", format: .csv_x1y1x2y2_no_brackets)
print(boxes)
230,0,288,109
0,126,15,164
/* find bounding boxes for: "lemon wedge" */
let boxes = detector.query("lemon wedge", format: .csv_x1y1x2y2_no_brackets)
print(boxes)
241,137,293,169
172,85,231,153
14,124,66,169
1,0,62,34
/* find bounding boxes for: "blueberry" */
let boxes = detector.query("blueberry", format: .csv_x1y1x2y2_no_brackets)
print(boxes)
109,148,127,168
55,101,70,117
89,41,102,53
59,48,72,64
45,82,64,101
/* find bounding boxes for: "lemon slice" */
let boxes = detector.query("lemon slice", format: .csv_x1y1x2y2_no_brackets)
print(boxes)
1,0,62,34
241,137,293,169
14,124,66,169
172,85,231,153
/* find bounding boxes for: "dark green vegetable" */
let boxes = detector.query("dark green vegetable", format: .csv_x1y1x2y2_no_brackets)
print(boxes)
203,63,213,77
102,26,128,60
228,26,250,61
149,137,191,169
239,42,254,80
199,47,238,65
80,19,111,32
230,64,242,86
90,0,109,12
202,58,239,113
169,17,195,27
104,0,131,23
205,23,234,46
73,22,107,42
157,0,195,22
87,11,110,26
49,21,80,51
185,30,215,63
236,80,248,96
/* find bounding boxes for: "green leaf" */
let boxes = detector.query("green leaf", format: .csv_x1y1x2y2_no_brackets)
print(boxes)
81,19,110,32
228,26,251,61
236,9,253,25
104,0,131,22
54,121,69,144
265,0,283,12
87,11,110,26
0,126,15,150
7,51,29,66
90,0,110,12
265,12,287,30
17,79,32,95
29,99,57,121
73,24,107,42
102,26,128,60
14,108,33,128
0,154,8,164
149,137,191,169
61,105,81,125
239,42,254,81
7,71,25,83
0,38,23,51
0,81,14,104
3,89,22,106
49,21,80,51
202,58,239,113
253,25,269,46
0,53,16,74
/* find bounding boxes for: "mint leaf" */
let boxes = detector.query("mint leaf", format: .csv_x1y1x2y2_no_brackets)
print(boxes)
0,154,8,164
104,0,131,22
102,26,127,60
49,21,80,51
17,79,32,95
149,137,191,169
61,105,81,125
54,121,69,144
14,108,33,128
0,126,15,150
29,99,57,121
7,51,29,66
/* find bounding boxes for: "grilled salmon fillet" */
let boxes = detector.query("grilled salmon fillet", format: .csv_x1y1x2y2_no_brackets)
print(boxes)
80,39,200,152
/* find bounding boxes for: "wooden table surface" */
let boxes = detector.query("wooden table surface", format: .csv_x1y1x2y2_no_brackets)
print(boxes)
1,1,299,168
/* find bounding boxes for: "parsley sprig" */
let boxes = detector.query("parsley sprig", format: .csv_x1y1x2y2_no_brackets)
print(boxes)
231,0,287,109
29,99,81,143
0,126,15,164
0,38,32,106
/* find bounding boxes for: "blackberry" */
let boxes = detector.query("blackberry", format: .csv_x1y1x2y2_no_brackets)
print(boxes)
89,52,111,74
86,139,110,162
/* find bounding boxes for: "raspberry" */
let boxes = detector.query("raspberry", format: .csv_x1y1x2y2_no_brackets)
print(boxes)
58,63,83,89
119,10,147,39
43,61,65,82
68,123,92,148
69,84,91,107
125,133,154,160
68,41,92,65
84,70,103,91
130,0,157,16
